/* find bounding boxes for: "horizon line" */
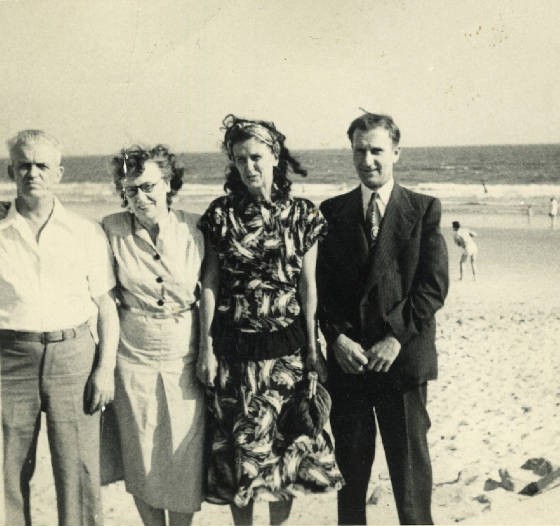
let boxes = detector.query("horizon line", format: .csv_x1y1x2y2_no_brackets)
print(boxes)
0,141,559,160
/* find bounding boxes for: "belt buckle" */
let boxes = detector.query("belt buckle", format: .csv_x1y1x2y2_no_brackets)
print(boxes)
155,307,190,318
43,327,77,343
43,330,61,343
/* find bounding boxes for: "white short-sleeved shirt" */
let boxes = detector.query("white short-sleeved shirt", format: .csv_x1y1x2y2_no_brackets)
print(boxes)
0,199,116,331
102,209,203,315
361,179,394,220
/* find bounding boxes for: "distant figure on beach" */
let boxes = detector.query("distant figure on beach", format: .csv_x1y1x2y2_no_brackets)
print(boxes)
317,112,449,525
452,220,478,281
0,130,118,525
198,114,343,525
548,197,558,229
527,204,534,226
101,145,205,526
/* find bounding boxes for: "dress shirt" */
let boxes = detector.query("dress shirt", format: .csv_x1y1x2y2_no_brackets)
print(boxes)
102,209,203,316
361,178,394,221
0,199,116,331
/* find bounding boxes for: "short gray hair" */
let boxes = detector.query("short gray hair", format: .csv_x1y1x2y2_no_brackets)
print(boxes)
7,130,62,163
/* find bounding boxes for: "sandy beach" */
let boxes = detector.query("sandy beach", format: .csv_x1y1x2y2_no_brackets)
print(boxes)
5,185,560,526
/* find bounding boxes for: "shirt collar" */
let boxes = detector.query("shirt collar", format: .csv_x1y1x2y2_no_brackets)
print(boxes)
361,178,394,209
49,197,69,224
132,208,173,236
0,197,66,230
238,191,291,212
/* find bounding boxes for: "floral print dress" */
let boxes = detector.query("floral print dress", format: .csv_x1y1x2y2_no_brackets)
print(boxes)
199,194,344,507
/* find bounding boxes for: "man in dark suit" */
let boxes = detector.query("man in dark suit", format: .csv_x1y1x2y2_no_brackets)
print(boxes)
317,113,449,525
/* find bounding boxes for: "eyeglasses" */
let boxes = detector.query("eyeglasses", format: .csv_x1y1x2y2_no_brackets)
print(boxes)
122,179,162,198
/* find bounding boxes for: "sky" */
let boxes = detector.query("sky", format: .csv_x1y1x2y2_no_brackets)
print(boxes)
1,0,559,155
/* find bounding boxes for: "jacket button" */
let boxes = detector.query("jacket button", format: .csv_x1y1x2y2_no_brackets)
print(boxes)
153,253,161,260
157,299,164,306
156,276,163,283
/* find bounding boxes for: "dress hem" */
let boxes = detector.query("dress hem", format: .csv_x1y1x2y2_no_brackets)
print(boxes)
204,481,344,507
126,487,203,514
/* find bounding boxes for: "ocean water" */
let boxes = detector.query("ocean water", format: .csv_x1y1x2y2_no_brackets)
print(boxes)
1,143,559,185
1,144,559,217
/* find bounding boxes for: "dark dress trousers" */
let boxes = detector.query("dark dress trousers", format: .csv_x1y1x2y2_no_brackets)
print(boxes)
317,184,449,525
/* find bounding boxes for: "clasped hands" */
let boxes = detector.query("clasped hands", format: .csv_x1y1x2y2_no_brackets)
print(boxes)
332,333,400,374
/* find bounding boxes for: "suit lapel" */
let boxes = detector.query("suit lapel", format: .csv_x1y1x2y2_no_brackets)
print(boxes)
337,187,369,267
364,184,418,293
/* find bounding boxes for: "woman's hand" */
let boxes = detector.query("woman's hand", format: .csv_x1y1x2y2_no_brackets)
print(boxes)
196,345,218,387
305,347,328,384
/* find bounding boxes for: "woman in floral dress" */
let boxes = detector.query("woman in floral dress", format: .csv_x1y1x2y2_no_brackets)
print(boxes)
197,115,343,525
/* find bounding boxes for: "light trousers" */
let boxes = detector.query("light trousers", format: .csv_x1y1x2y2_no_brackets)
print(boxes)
0,328,102,526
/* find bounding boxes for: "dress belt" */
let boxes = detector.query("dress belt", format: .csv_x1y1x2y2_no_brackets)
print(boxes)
120,303,197,319
0,321,89,343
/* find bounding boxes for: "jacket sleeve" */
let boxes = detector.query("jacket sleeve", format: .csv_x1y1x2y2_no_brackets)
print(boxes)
385,197,449,344
316,202,356,344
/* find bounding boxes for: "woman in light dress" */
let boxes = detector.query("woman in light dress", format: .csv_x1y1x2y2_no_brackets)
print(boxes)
102,145,204,526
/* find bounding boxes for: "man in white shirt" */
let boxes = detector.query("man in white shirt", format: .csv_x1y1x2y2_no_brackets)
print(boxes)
452,220,478,281
0,130,119,526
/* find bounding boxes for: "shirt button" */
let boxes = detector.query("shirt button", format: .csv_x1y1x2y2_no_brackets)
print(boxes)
153,254,161,260
156,276,163,283
157,299,164,306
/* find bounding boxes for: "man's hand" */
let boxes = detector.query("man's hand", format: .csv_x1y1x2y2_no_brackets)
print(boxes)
332,334,368,374
86,365,115,414
196,345,218,387
366,335,401,372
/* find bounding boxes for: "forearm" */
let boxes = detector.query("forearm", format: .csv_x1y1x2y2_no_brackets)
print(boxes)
299,243,319,355
200,239,220,352
95,290,119,371
299,278,318,354
200,287,217,348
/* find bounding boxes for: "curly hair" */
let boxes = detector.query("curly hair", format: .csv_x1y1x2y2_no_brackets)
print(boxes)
220,114,307,200
111,144,184,207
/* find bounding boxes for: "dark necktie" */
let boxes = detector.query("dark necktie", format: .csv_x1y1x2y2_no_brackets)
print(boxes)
365,192,380,246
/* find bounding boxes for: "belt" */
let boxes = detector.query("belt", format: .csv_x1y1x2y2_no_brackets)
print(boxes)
0,322,89,343
120,303,197,319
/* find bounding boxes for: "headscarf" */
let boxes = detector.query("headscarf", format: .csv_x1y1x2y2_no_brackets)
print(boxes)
222,114,285,159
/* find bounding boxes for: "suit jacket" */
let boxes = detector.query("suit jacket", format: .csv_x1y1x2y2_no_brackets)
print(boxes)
317,184,449,392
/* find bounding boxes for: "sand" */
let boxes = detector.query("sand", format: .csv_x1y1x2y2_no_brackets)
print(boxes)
4,190,560,525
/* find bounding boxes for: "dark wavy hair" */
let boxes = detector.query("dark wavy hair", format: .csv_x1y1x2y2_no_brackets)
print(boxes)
110,144,184,207
347,112,401,146
221,114,307,200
